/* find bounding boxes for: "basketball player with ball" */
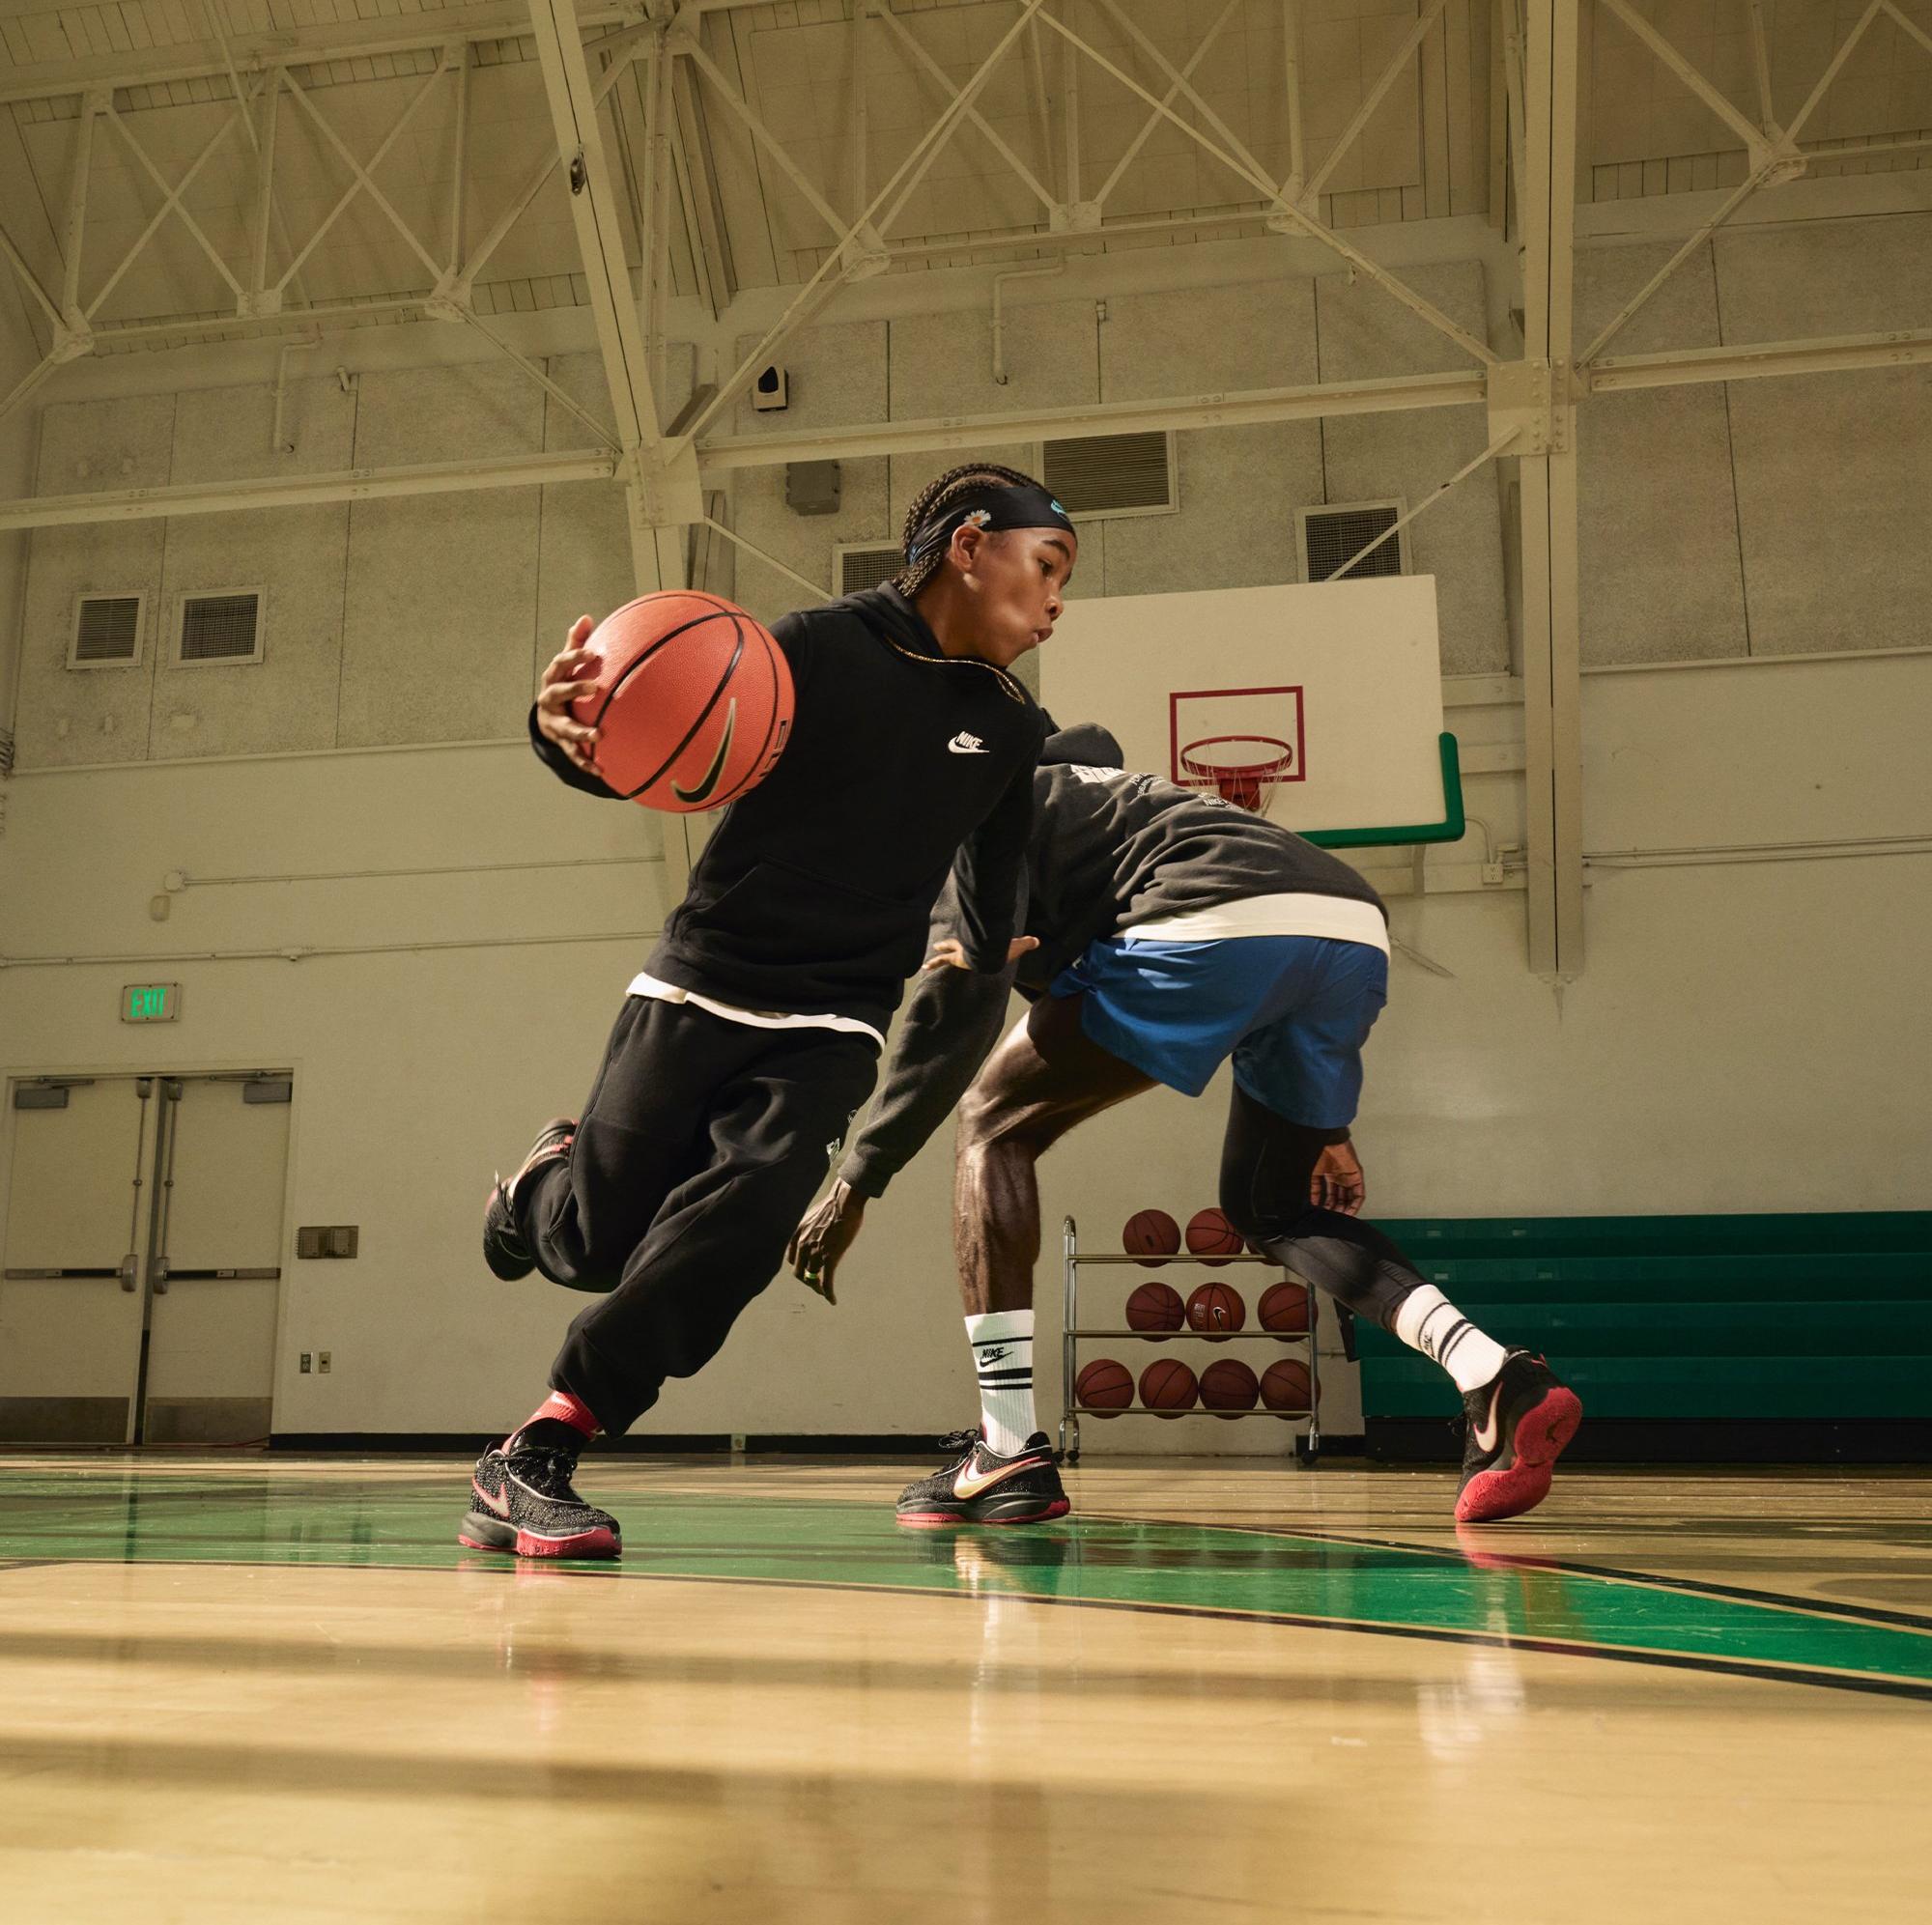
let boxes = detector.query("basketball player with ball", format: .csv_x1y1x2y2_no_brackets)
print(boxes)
790,724,1580,1528
463,466,1075,1559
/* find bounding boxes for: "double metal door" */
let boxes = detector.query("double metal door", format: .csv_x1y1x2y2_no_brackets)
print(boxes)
0,1072,291,1444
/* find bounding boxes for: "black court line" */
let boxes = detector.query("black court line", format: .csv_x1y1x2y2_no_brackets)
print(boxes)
1142,1515,1932,1637
11,1551,1932,1705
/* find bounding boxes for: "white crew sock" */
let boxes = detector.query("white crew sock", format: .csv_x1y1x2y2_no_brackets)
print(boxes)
965,1309,1037,1457
1392,1286,1511,1394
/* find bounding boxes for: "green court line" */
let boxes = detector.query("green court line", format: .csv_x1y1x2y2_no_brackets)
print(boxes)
4,1469,1932,1694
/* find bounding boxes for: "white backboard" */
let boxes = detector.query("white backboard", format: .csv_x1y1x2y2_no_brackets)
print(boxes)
1041,577,1447,836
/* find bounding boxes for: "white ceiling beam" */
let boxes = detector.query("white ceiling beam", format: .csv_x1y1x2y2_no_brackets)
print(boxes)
277,59,457,294
102,99,249,305
453,33,645,296
693,370,1490,471
0,3,634,106
867,0,1056,212
1304,0,1450,204
0,449,620,529
1037,8,1497,368
1597,0,1781,156
1588,326,1932,390
1282,0,1306,195
526,0,693,602
1577,168,1768,365
1515,0,1583,977
679,0,1049,450
1093,0,1241,212
680,37,849,241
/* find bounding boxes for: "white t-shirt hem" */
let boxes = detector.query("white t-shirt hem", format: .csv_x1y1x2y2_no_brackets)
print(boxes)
627,971,887,1049
1122,892,1389,955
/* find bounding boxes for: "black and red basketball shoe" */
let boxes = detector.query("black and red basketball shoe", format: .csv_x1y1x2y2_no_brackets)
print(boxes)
459,1436,619,1560
1455,1350,1583,1524
482,1118,575,1282
895,1430,1069,1528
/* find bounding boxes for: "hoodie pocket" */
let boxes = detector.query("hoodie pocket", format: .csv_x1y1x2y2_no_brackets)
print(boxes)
692,858,926,981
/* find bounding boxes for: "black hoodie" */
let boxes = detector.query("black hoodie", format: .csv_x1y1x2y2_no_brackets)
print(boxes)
530,585,1045,1035
837,722,1385,1196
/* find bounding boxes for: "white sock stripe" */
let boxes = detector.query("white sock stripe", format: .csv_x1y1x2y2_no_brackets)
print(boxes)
1392,1285,1511,1394
966,1313,1037,1457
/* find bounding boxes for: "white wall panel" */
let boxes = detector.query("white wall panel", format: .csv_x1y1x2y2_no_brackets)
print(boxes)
728,318,890,627
1717,216,1932,657
151,374,355,758
337,358,542,748
15,391,175,769
1575,241,1747,665
1095,278,1324,600
1314,258,1508,673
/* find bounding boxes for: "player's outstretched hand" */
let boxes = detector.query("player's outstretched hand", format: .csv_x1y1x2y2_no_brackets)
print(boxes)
787,1179,867,1306
535,615,605,775
1311,1140,1366,1215
923,935,1039,973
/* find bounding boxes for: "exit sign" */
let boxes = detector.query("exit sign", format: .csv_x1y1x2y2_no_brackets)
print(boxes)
122,983,181,1023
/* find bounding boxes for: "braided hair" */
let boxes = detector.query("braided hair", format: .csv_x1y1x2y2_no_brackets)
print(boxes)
891,461,1050,601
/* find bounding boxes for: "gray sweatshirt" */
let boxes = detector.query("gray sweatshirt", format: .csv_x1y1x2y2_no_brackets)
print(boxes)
837,722,1384,1198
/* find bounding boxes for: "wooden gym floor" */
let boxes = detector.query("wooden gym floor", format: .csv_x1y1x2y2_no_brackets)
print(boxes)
2,1455,1930,1923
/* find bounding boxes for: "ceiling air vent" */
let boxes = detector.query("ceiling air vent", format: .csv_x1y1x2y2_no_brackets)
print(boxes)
69,594,144,669
1297,500,1407,582
1040,431,1176,519
836,543,903,596
177,590,263,665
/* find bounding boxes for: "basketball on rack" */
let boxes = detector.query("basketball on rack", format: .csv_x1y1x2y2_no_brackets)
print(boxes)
571,591,792,812
1138,1358,1198,1418
1258,1280,1310,1334
1125,1281,1185,1335
1199,1357,1260,1418
1184,1207,1244,1266
1186,1281,1246,1339
1122,1208,1181,1266
1075,1357,1134,1418
1261,1358,1317,1412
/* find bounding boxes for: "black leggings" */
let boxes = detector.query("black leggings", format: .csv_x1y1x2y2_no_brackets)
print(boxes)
515,996,879,1434
1217,1083,1431,1335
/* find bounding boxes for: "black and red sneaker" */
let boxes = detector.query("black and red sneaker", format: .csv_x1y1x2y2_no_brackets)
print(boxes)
895,1430,1069,1529
1455,1350,1583,1524
482,1117,576,1282
459,1437,619,1560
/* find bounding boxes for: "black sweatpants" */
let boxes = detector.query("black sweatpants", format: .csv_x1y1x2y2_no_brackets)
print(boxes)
514,996,879,1435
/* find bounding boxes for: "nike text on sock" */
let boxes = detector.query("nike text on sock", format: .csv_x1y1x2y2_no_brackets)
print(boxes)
965,1308,1037,1458
1391,1286,1511,1395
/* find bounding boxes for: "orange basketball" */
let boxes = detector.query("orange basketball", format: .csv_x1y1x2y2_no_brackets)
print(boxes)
1258,1280,1310,1334
1199,1357,1260,1418
572,591,792,811
1138,1358,1198,1418
1185,1207,1244,1266
1125,1281,1185,1335
1123,1208,1180,1267
1260,1358,1318,1412
1075,1357,1133,1417
1185,1282,1246,1340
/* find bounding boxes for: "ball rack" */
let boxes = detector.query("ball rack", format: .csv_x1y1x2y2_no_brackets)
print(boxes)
1059,1215,1321,1466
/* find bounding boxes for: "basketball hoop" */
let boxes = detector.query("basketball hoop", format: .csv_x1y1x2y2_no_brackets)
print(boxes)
1179,734,1295,811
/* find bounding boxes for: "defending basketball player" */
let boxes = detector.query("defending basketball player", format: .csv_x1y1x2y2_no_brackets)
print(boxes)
462,466,1074,1560
788,725,1582,1528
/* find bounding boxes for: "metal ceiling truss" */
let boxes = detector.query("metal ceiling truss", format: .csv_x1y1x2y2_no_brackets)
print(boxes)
3,0,1932,970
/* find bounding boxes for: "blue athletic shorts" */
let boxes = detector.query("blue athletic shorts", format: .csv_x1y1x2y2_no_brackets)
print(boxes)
1048,934,1388,1128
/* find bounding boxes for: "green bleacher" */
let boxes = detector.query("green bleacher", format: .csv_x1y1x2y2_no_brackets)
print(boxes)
1354,1212,1932,1460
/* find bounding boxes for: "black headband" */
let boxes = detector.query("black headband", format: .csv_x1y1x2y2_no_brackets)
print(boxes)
905,482,1076,565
